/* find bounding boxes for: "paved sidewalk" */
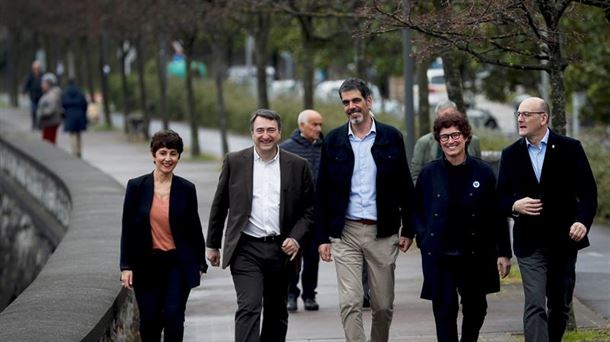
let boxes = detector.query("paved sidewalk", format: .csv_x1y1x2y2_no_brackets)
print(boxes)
1,106,608,341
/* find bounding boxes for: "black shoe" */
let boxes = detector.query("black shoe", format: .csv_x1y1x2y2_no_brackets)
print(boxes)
363,297,370,309
303,298,319,311
287,296,297,312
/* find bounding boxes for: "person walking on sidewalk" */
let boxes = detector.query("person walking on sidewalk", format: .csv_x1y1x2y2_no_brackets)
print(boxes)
61,79,88,158
37,73,63,144
316,78,415,342
120,130,207,341
411,111,512,342
207,109,314,342
23,60,44,130
497,97,597,342
280,109,323,312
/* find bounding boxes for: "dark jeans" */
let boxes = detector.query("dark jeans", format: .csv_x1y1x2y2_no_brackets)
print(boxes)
133,250,191,342
517,248,577,342
288,235,319,300
432,256,488,342
231,236,292,342
30,99,38,130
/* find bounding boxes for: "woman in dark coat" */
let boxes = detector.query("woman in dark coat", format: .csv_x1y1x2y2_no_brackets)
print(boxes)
61,79,88,158
120,130,207,342
413,111,512,342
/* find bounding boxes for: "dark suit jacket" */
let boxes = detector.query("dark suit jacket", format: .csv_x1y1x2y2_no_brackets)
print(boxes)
415,156,512,300
315,120,415,245
120,172,207,289
497,129,597,257
206,147,314,269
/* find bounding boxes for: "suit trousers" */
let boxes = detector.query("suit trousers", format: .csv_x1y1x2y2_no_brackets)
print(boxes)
517,248,577,342
288,234,319,300
231,237,292,342
133,250,191,342
331,220,399,342
431,256,488,342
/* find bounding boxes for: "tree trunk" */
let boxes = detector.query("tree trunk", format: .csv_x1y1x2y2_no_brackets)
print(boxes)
98,31,112,127
441,51,466,113
417,58,431,137
300,23,315,109
82,37,96,103
185,51,200,157
215,67,229,156
157,36,169,130
5,27,19,107
355,38,367,81
119,44,131,133
254,13,270,109
135,36,150,139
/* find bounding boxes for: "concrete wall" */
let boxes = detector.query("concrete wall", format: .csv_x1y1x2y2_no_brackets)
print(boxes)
0,122,138,341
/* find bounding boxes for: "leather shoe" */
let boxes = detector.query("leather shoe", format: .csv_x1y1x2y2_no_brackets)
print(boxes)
287,296,297,312
303,298,319,311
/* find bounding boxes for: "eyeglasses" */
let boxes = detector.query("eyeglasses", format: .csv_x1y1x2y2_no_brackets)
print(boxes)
514,111,545,118
439,131,462,142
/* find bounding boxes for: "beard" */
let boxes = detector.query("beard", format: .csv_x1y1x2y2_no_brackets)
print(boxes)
348,110,364,125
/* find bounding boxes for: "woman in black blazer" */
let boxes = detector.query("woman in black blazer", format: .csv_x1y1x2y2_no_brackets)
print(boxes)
413,112,512,342
120,130,207,342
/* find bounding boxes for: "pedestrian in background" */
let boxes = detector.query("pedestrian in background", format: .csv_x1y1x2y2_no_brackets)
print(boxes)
281,109,323,312
23,60,44,130
120,130,207,342
37,73,63,144
411,100,481,184
206,109,314,342
61,79,88,158
497,97,597,342
412,111,512,342
316,78,415,342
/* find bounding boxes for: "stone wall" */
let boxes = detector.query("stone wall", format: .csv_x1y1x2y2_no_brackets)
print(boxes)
0,122,138,341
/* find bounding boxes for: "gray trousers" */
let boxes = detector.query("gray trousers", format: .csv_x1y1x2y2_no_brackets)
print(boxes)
517,248,577,342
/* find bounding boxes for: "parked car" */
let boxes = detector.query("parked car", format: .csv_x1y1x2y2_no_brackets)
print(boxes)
467,107,498,130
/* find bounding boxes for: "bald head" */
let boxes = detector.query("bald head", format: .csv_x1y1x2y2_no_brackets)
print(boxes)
298,109,323,142
32,61,42,75
518,97,548,114
516,96,550,142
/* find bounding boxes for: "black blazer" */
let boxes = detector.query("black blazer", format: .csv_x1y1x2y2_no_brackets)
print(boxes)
414,156,511,300
207,147,314,269
315,120,415,245
120,172,207,289
497,129,597,257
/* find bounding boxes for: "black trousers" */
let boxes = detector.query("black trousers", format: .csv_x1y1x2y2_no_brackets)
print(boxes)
517,248,577,342
133,250,191,342
288,234,319,300
432,256,488,342
231,236,292,342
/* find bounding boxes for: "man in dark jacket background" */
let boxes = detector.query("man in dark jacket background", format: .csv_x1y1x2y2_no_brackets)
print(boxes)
23,60,43,130
281,109,323,312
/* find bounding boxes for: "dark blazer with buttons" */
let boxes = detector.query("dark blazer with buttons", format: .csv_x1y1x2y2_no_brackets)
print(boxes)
414,156,512,300
120,172,207,289
315,120,415,245
497,129,597,258
206,147,314,269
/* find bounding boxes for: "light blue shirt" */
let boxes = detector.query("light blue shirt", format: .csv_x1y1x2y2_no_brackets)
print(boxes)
346,120,377,221
526,128,549,183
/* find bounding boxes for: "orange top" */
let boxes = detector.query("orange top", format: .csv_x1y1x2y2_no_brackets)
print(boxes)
150,194,176,251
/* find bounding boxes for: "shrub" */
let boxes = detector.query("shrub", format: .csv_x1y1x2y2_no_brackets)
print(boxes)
581,128,610,225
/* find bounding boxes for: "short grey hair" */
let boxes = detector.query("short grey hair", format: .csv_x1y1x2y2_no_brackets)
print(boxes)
42,73,57,86
434,100,457,116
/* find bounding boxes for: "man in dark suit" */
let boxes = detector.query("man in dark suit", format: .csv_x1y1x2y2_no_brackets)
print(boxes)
316,78,415,342
206,109,314,342
497,97,597,342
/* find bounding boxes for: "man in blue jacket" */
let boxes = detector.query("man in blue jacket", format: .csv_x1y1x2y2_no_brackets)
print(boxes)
281,109,323,312
316,78,415,342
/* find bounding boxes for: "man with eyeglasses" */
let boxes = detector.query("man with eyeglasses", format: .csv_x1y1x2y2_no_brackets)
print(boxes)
410,100,481,183
497,97,597,342
316,78,415,342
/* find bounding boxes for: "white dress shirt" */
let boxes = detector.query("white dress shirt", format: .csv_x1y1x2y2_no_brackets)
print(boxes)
243,147,282,238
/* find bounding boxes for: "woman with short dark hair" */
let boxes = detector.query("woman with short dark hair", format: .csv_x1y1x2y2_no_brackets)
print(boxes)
414,111,512,342
120,130,206,341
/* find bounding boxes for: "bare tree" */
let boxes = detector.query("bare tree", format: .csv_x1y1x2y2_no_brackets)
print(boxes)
365,0,610,134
